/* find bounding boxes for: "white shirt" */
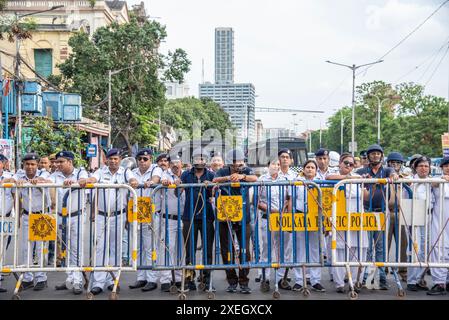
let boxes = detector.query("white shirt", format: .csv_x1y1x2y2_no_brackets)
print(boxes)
13,169,51,213
278,168,297,181
133,164,163,211
0,171,14,215
258,173,289,213
161,169,185,215
92,166,136,212
50,168,89,214
316,166,339,180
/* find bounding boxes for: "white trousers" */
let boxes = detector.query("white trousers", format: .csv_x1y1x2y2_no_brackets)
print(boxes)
136,213,162,283
159,218,183,284
407,226,425,285
91,214,125,289
273,231,292,279
60,215,84,285
294,232,321,285
21,214,47,283
333,248,367,288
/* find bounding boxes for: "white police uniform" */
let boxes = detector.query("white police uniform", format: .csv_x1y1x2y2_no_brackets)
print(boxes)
407,174,434,286
0,169,14,285
333,172,368,289
257,172,288,279
293,175,323,287
276,168,296,281
159,169,185,285
430,178,449,285
90,165,136,290
50,165,88,287
13,167,50,284
132,163,163,284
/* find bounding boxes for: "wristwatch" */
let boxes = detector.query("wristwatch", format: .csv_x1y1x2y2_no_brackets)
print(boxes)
242,174,247,181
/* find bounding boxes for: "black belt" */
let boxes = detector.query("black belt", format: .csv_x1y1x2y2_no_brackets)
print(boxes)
98,210,125,216
58,211,82,218
161,213,179,221
23,210,44,215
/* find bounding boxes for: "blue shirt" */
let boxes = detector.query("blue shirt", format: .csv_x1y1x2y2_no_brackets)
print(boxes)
180,168,215,221
356,165,394,211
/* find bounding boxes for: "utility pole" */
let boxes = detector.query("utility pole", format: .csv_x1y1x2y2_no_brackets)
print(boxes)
340,112,344,154
108,70,112,148
326,59,383,155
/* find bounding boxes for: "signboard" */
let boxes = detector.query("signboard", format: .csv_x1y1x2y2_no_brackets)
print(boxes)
0,139,14,162
217,196,243,222
128,197,153,223
442,133,449,157
28,214,57,241
86,144,97,158
268,212,385,232
0,217,15,235
348,141,357,153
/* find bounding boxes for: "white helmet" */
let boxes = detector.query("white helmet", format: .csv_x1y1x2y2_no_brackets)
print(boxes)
329,151,340,167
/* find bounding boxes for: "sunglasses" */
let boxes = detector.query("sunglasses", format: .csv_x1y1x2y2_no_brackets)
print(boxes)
138,157,150,162
343,160,355,167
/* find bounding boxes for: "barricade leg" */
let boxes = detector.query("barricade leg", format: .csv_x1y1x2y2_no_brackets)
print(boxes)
12,273,23,300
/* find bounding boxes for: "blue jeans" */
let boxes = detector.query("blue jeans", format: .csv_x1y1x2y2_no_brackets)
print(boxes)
363,231,387,284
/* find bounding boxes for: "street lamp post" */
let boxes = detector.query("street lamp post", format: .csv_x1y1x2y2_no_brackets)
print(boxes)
340,112,344,154
369,94,401,144
14,5,64,168
107,63,146,148
326,59,384,155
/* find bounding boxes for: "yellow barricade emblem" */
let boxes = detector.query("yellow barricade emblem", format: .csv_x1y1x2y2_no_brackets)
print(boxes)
29,214,56,241
217,196,243,222
307,187,346,217
128,197,153,223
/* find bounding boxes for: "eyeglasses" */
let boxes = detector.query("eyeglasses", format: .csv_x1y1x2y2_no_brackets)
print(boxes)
138,157,150,162
343,160,355,167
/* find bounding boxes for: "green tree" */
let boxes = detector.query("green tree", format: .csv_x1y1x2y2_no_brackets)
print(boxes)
57,18,190,151
161,97,234,138
23,117,87,167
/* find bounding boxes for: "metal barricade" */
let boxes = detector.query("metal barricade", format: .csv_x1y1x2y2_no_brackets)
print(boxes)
145,181,325,300
330,178,449,299
0,183,138,300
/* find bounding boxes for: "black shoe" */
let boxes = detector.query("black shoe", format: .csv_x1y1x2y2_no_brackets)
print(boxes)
142,282,157,292
312,283,326,292
129,280,147,289
90,287,103,295
55,282,68,290
416,282,429,291
107,284,120,293
240,285,252,294
336,286,346,293
161,283,171,292
292,283,303,291
175,282,182,288
226,284,238,293
446,283,449,292
427,284,446,296
21,281,34,291
33,281,47,291
187,281,196,291
73,283,83,295
255,275,262,283
278,279,292,290
379,282,389,290
0,287,6,293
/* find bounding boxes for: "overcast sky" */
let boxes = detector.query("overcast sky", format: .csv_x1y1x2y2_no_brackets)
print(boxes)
129,0,449,132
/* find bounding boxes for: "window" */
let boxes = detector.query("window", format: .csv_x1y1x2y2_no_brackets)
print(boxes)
34,49,53,78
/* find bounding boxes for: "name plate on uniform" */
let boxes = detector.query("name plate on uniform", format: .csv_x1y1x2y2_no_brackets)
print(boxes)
268,212,385,232
28,214,57,241
307,187,346,217
217,196,243,222
128,197,153,223
0,217,15,236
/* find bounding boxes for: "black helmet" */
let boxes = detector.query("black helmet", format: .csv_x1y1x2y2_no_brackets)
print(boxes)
366,144,384,155
386,152,404,163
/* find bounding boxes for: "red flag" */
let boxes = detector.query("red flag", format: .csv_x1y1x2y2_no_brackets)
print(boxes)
3,79,11,96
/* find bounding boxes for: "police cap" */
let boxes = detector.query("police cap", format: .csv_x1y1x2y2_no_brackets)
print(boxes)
315,148,329,157
56,151,75,161
23,153,40,162
156,153,169,163
440,157,449,167
106,148,121,158
136,148,153,158
278,148,292,157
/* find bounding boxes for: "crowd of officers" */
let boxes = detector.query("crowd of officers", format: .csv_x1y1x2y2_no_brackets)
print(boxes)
0,144,448,297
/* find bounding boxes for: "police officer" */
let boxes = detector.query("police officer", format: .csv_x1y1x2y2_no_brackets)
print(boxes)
0,154,14,292
80,148,138,295
356,144,397,290
160,154,185,291
128,148,164,292
13,153,51,291
359,150,369,168
213,149,258,294
180,148,215,291
275,148,296,290
315,148,339,180
50,151,89,295
210,152,224,173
